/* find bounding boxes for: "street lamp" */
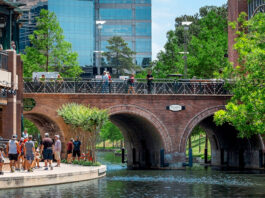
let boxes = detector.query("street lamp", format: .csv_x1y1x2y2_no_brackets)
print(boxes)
96,20,106,75
181,18,192,79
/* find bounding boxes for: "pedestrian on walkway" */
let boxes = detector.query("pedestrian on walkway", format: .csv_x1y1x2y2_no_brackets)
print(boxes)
41,133,54,170
128,74,135,94
18,138,25,171
67,138,74,163
146,70,154,94
102,71,109,93
73,137,81,161
54,135,61,167
0,146,5,175
25,135,35,172
107,71,112,93
6,135,19,172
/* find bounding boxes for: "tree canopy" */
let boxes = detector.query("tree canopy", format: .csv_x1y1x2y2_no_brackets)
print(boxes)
151,5,228,79
100,121,123,143
57,103,108,162
103,36,137,75
214,12,265,138
22,9,82,78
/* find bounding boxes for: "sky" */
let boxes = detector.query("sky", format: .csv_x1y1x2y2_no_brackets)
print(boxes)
152,0,227,60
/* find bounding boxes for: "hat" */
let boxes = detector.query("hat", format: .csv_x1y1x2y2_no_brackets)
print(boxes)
55,135,60,138
12,135,17,140
44,133,49,137
28,135,33,139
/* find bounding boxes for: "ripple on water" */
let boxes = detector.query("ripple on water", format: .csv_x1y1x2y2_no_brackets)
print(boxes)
108,175,255,187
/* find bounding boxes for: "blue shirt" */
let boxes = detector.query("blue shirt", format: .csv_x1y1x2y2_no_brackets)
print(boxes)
73,141,81,151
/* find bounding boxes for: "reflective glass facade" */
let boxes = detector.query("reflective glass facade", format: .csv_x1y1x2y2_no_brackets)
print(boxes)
19,0,152,68
48,0,95,66
96,0,152,67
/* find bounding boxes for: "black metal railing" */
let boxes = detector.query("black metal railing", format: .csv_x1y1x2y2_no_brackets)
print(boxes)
0,51,8,70
23,78,230,95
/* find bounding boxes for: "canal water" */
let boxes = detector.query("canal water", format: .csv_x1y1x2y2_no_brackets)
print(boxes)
0,152,265,198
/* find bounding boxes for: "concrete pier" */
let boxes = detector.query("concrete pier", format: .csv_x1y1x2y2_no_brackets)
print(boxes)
0,162,106,189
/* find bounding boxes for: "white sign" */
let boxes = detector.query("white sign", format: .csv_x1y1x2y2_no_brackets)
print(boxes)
168,105,184,112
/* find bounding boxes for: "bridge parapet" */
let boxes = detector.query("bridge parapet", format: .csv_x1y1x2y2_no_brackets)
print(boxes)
23,78,230,95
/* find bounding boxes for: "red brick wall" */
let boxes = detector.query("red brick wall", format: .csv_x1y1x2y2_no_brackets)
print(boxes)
228,0,248,66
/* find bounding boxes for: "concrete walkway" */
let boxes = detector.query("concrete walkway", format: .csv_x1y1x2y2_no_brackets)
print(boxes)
0,162,106,189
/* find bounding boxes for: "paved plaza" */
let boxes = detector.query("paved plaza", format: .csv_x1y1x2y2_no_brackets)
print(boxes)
0,162,106,189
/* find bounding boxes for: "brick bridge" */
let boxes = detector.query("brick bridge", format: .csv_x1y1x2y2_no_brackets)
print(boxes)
23,81,265,169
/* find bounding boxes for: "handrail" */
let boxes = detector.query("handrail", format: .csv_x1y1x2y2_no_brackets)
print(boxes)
0,51,8,71
23,79,230,95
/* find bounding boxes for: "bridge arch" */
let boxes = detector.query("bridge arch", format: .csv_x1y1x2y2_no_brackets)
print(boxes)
108,105,172,168
180,105,264,168
23,112,66,155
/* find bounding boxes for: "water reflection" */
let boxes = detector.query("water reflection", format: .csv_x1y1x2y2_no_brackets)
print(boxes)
0,152,264,198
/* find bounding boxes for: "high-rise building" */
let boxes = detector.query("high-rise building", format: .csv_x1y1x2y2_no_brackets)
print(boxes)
48,0,95,67
19,0,152,69
95,0,152,68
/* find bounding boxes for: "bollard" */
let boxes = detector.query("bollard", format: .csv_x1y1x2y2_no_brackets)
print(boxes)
204,148,208,164
160,149,164,167
259,150,263,168
189,148,193,167
122,148,125,163
132,148,136,164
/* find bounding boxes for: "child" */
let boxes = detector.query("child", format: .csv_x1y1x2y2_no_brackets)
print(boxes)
0,147,5,175
34,147,41,169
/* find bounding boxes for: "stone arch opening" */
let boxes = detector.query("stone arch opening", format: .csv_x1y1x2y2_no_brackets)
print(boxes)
23,113,66,155
181,106,264,169
109,105,171,169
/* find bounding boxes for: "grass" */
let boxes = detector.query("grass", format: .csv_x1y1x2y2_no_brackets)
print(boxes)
186,134,211,160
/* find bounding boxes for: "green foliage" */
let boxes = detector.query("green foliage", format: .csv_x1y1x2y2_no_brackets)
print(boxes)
24,119,40,136
152,5,228,79
65,160,101,166
214,13,265,138
22,9,82,78
57,103,109,162
100,121,123,142
57,103,108,132
103,36,137,75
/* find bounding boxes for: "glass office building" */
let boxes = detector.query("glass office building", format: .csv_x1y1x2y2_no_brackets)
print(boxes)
49,0,95,66
95,0,152,67
19,0,152,68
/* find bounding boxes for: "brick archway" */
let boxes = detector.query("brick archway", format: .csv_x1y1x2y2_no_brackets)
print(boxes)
23,112,66,155
179,105,226,153
108,104,173,152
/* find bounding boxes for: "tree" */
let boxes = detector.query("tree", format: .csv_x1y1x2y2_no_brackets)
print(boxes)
188,9,228,78
58,103,108,162
22,9,82,78
152,5,228,79
214,12,265,138
103,36,137,75
100,121,123,148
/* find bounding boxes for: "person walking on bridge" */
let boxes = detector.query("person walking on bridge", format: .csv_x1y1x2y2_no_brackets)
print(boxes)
146,70,154,94
41,133,54,170
25,135,35,172
6,135,19,173
102,71,109,93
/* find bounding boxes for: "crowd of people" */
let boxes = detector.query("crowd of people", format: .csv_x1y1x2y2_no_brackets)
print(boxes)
0,132,81,175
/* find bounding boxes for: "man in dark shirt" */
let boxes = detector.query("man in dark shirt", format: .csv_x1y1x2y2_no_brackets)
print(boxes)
146,70,154,94
73,137,81,161
41,133,54,170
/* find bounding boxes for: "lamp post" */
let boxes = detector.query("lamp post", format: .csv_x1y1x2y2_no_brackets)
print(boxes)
96,20,106,75
181,19,192,79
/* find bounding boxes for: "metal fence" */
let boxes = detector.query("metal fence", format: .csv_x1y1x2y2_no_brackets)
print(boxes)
24,78,230,95
0,51,8,70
